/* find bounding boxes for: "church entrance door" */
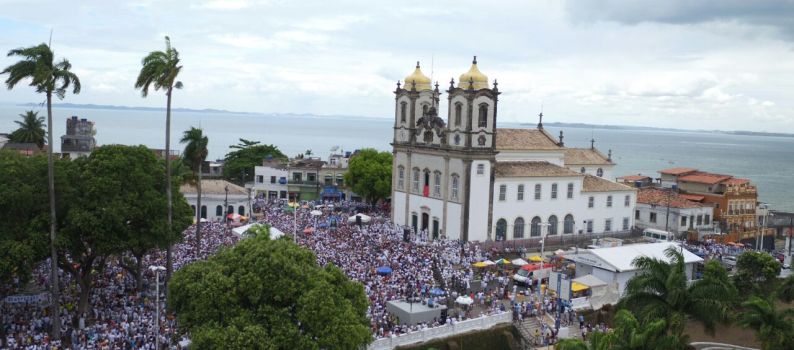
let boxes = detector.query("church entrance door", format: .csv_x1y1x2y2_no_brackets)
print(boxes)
421,213,429,232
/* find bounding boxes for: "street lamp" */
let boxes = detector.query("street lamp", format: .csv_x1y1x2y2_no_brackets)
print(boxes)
149,265,166,350
224,185,229,223
537,222,551,299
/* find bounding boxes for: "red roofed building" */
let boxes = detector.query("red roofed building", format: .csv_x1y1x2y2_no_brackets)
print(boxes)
616,174,654,188
635,188,714,237
656,167,764,245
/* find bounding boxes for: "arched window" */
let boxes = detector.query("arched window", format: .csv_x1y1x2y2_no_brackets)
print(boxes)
400,102,407,122
478,104,488,128
597,168,604,177
548,215,558,235
227,205,234,215
200,205,207,219
477,135,486,146
422,104,429,115
530,216,542,237
238,205,245,215
397,166,405,189
215,205,223,216
451,174,459,200
564,214,575,234
191,205,196,214
580,167,586,174
496,219,507,241
514,217,525,239
412,168,420,192
433,171,441,196
454,103,462,127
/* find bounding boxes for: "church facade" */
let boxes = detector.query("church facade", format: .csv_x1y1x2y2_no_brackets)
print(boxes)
391,58,636,242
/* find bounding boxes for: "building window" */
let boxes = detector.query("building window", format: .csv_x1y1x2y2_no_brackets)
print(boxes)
411,213,418,233
496,219,507,241
596,168,603,177
412,168,420,192
622,217,629,231
551,183,558,199
624,195,630,207
607,195,613,207
588,196,594,208
256,175,263,183
697,215,703,226
400,102,407,122
215,205,223,216
605,219,612,232
635,210,640,220
548,215,558,235
324,175,333,186
451,174,459,200
586,220,593,233
292,172,302,182
422,104,429,115
567,183,574,199
336,175,344,186
499,184,507,201
650,212,657,223
477,135,486,146
454,103,462,127
534,184,541,200
269,176,275,183
564,214,574,234
705,214,710,225
580,167,586,174
478,104,487,127
517,185,524,201
200,205,207,219
514,217,525,239
476,164,485,175
228,205,234,215
681,217,687,226
433,171,441,196
238,205,245,215
279,191,286,199
307,173,316,182
531,217,542,237
397,166,405,189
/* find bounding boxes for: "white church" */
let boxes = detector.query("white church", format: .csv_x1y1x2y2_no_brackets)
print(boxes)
391,57,636,242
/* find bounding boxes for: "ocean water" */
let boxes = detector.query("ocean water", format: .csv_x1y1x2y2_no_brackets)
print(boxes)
1,104,793,212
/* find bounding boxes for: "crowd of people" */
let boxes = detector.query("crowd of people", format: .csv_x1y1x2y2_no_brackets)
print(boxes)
2,222,239,349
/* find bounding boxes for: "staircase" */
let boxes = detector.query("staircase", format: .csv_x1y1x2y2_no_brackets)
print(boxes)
514,316,543,349
431,258,448,291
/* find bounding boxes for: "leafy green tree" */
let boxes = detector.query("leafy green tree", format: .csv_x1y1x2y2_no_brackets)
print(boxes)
135,35,183,280
734,251,781,296
169,228,371,350
609,309,689,350
343,148,392,204
9,110,46,148
180,127,208,243
223,138,286,184
619,246,733,337
555,330,613,350
777,274,794,303
2,43,81,340
737,296,794,350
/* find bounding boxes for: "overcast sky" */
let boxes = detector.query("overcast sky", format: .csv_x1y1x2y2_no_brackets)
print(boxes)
1,0,793,131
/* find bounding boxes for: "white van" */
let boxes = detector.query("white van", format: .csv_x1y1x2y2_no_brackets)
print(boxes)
642,228,674,242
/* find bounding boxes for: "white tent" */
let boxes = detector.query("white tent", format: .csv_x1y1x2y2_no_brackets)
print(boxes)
511,258,528,266
347,213,372,224
455,296,474,305
232,223,285,240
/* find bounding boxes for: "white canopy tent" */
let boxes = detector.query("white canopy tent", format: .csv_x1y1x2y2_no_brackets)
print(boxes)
232,223,285,240
347,213,372,224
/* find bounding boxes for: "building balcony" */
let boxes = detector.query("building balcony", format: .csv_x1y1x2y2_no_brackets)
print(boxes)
288,180,319,186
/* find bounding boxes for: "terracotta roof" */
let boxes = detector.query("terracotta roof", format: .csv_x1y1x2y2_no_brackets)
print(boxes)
495,128,561,150
723,178,750,186
679,194,705,202
582,175,634,192
617,175,651,182
678,172,732,185
494,161,582,178
180,179,248,196
564,148,613,165
637,188,704,209
659,167,697,175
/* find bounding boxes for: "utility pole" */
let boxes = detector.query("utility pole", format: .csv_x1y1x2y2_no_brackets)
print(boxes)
224,185,229,223
149,265,166,350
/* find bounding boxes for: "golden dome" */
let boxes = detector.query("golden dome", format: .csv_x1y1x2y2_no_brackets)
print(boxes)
458,56,489,90
403,61,432,91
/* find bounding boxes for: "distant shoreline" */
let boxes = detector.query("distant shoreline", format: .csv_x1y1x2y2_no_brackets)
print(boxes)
13,102,793,138
530,122,794,139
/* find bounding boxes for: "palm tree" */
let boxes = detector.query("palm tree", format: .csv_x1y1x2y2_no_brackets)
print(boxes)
738,296,794,350
2,43,81,340
135,36,183,279
776,274,794,303
619,248,734,337
9,110,46,148
555,330,614,350
180,127,208,243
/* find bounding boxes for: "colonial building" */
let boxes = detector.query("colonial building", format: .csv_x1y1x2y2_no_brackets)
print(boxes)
180,179,250,222
658,167,766,244
390,58,636,242
252,151,357,201
635,187,715,239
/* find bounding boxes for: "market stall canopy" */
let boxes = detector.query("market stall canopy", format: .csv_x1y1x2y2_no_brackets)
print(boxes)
511,258,528,266
472,261,489,268
571,282,590,292
572,274,607,288
528,255,544,262
495,258,511,265
376,266,393,275
554,249,566,255
455,296,474,305
348,213,372,224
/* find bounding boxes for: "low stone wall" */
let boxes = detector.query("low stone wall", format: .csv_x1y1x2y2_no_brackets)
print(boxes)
368,312,512,350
